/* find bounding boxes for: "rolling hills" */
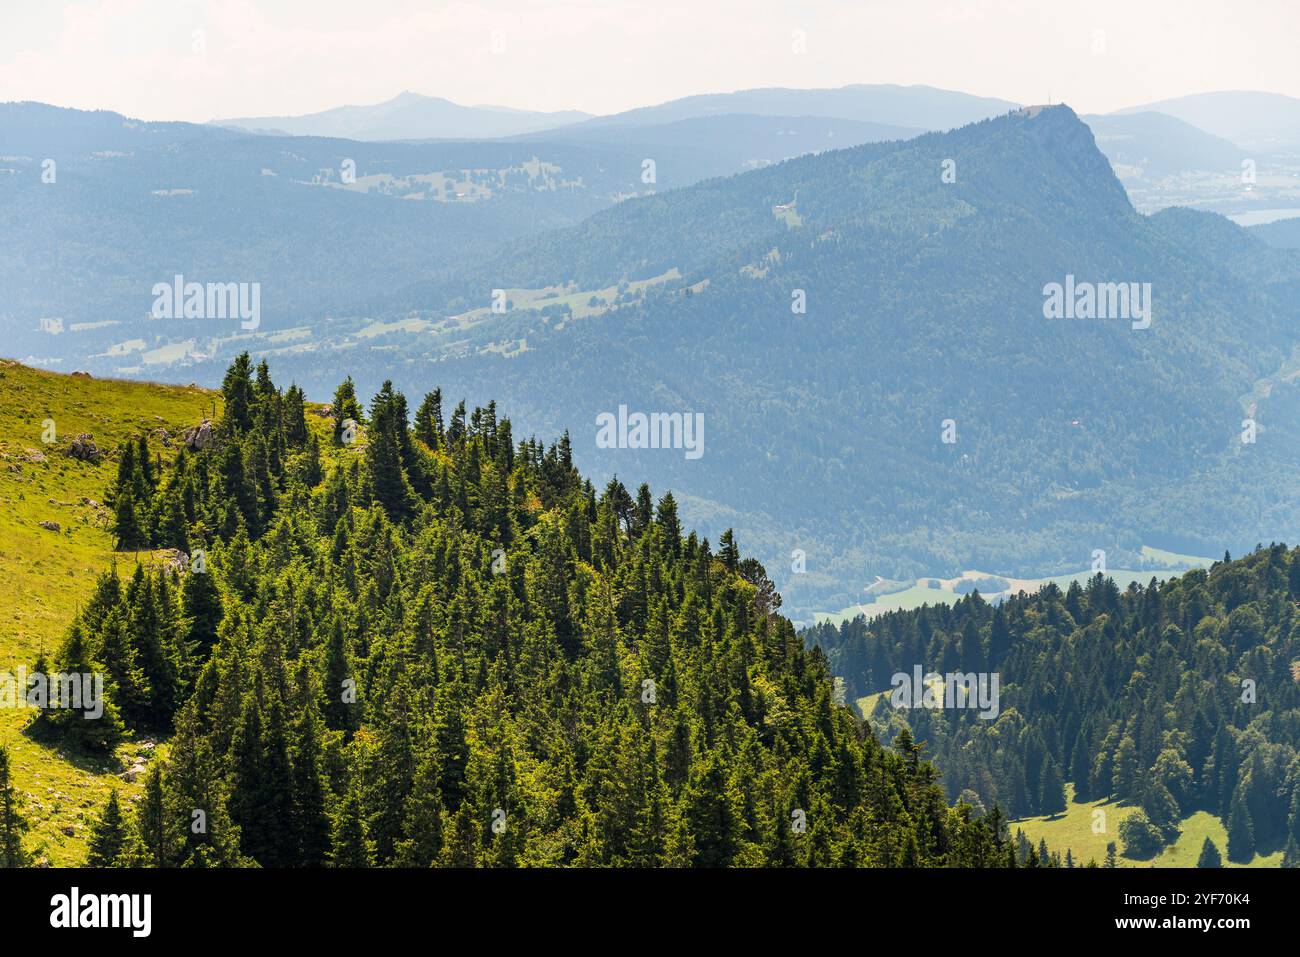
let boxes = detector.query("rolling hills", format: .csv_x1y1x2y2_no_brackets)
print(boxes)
238,104,1300,620
0,101,919,373
10,98,1300,623
809,546,1300,867
213,90,592,141
1115,91,1300,155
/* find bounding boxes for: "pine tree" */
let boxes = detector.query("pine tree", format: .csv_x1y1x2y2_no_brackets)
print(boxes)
283,384,310,447
86,790,130,866
98,608,152,728
220,352,256,434
112,487,146,550
135,764,174,868
414,388,445,450
718,528,740,571
1226,791,1255,863
1039,758,1067,816
394,747,445,867
180,563,224,654
331,376,362,444
300,432,323,487
330,785,371,867
48,623,124,750
0,745,30,867
163,707,247,867
321,617,356,733
365,381,415,521
1196,836,1222,868
291,687,332,867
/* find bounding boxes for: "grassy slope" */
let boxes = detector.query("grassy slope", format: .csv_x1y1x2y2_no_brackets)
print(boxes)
1014,785,1281,868
0,359,218,864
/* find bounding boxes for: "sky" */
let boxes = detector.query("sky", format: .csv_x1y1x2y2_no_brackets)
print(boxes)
1,0,1297,122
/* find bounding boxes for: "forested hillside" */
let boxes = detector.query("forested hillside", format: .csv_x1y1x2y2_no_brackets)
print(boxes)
15,102,1300,624
1,357,1011,867
1,102,903,368
285,104,1300,620
806,550,1300,864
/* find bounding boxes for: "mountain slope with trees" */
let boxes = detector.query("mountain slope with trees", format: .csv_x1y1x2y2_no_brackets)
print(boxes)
5,356,1011,868
807,550,1300,865
274,105,1300,620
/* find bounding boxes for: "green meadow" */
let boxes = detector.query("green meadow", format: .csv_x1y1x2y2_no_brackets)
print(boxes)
1013,785,1281,868
0,360,218,864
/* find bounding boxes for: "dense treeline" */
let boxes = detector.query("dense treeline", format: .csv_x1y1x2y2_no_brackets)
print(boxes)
807,553,1300,863
14,353,1013,868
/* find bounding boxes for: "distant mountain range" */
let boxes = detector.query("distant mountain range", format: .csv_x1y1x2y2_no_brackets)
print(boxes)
0,101,916,367
7,90,1300,620
213,91,592,140
1084,111,1247,180
1115,91,1300,154
212,84,1016,142
204,85,1300,218
567,83,1018,132
215,105,1300,620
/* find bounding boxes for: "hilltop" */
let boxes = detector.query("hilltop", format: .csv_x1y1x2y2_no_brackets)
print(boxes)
0,357,1010,868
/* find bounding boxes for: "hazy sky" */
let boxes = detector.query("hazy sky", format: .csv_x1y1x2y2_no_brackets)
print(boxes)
1,0,1297,121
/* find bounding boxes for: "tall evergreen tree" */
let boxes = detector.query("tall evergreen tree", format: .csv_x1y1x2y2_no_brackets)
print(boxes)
0,746,29,867
86,790,130,866
1196,836,1223,868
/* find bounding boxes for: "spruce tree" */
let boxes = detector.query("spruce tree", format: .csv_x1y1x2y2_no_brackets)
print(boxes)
330,786,371,867
283,384,310,447
86,790,130,866
112,488,146,550
1226,791,1255,863
1039,758,1067,816
365,381,415,521
221,352,256,434
0,745,30,867
1196,836,1222,868
331,376,362,445
291,694,332,867
180,563,224,655
135,764,173,868
413,388,445,449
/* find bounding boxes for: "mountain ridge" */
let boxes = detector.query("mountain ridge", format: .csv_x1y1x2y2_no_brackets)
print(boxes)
212,90,593,141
